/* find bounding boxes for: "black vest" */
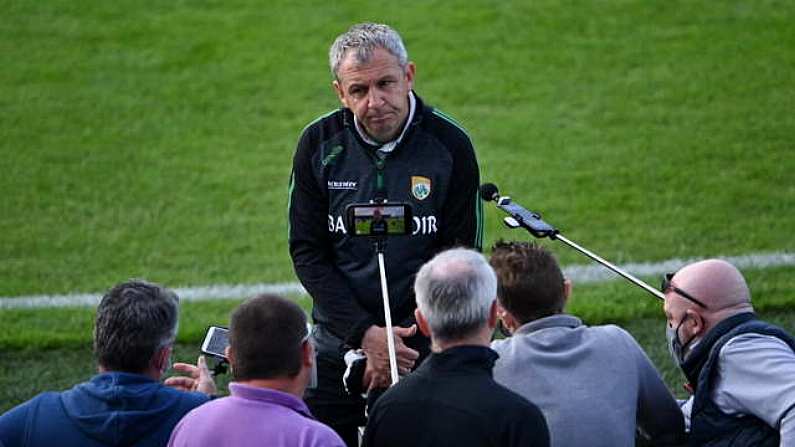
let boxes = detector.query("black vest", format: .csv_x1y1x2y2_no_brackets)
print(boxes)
681,313,795,447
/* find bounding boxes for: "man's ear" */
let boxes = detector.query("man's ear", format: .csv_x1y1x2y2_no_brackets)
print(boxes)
495,300,507,318
332,80,348,108
496,301,519,334
560,279,573,311
301,339,314,367
225,345,235,365
415,308,432,337
151,345,171,377
405,62,416,90
684,309,705,337
487,300,499,330
563,279,572,301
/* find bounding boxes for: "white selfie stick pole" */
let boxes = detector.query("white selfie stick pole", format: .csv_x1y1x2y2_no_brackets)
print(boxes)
377,251,400,385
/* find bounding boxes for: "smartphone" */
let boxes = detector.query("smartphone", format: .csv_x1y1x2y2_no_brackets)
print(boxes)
344,202,413,237
201,326,229,360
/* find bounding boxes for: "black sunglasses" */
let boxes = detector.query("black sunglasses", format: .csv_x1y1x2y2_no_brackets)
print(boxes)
661,272,708,308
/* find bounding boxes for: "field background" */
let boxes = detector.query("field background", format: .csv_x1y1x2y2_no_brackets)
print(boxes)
1,0,793,412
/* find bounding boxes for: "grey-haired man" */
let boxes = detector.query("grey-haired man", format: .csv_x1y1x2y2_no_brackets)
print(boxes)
362,248,549,447
288,23,483,445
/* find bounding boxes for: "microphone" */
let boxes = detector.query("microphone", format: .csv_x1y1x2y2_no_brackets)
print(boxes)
479,183,500,202
479,184,666,301
479,183,558,239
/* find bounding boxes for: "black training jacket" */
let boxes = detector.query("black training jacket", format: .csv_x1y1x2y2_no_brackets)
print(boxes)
362,346,550,447
288,93,483,351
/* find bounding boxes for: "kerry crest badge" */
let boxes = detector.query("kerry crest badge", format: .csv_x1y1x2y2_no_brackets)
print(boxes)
411,176,431,201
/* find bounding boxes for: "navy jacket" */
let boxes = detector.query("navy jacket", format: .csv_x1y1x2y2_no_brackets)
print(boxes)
0,372,209,447
685,314,795,447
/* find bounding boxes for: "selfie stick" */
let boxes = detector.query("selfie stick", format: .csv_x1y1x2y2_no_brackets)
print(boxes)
479,183,665,301
375,240,400,384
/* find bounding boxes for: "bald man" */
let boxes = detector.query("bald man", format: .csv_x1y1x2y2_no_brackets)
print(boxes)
662,259,795,446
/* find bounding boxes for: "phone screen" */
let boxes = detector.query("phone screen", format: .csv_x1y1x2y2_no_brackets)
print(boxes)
201,326,229,359
345,202,412,237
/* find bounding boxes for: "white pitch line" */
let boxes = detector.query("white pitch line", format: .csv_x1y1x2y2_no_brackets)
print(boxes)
0,283,306,310
1,251,793,310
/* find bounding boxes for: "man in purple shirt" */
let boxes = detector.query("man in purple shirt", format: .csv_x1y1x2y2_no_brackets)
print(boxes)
168,294,345,447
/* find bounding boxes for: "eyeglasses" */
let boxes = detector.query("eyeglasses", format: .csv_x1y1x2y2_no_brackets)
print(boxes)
661,272,708,309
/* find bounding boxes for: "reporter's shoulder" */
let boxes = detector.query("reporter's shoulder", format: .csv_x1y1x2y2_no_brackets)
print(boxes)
305,419,346,447
2,390,59,414
721,332,794,357
490,337,509,354
497,386,547,427
490,379,539,411
160,384,211,409
181,389,213,406
0,391,57,431
591,323,638,342
587,324,651,356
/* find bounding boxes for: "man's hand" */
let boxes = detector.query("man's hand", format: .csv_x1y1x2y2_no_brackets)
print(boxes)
361,325,419,390
362,358,392,391
164,355,218,395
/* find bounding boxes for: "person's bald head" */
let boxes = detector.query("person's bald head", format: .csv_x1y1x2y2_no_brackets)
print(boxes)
663,259,753,338
673,259,751,311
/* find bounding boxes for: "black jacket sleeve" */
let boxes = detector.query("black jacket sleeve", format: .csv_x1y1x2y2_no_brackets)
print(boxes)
438,128,483,252
288,129,375,344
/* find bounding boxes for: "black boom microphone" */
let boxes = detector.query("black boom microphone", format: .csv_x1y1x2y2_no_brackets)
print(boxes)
480,183,665,301
479,183,558,239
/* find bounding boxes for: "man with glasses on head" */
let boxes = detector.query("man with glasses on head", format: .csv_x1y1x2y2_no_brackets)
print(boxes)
662,259,795,446
489,241,684,446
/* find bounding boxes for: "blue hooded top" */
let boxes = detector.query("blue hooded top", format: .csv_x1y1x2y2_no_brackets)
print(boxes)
0,372,209,447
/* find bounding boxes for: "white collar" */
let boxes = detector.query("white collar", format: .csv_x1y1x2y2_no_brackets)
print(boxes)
354,91,416,154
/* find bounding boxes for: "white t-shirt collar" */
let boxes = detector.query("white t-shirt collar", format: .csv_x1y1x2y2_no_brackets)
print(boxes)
353,91,416,154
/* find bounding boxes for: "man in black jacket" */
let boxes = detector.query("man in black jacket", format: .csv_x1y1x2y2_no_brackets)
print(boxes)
362,248,549,447
288,23,483,445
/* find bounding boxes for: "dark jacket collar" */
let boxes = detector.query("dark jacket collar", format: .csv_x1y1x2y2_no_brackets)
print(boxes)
421,345,498,376
681,312,756,388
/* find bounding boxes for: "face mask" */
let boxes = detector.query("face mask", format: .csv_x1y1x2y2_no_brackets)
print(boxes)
666,314,696,365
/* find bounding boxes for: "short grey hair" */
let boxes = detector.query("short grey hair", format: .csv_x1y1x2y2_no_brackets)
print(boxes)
329,23,408,79
414,248,497,342
94,279,179,373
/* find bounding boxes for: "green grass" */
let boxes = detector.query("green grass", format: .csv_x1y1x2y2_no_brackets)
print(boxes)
0,294,312,350
1,0,794,416
1,0,793,297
